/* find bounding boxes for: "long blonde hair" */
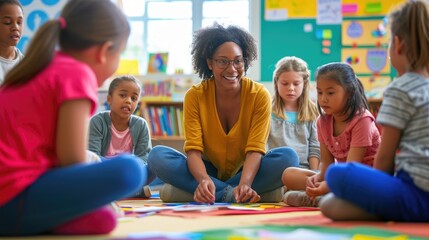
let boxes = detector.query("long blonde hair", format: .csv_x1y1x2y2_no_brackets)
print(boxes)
389,0,429,72
272,56,318,122
2,0,130,87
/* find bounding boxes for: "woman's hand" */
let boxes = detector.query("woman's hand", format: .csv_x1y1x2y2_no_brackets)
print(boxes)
194,178,216,204
233,184,260,203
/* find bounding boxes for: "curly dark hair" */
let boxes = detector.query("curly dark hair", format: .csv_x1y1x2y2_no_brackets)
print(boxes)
191,23,257,80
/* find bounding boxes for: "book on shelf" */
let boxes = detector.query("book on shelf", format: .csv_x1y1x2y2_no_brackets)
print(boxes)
143,103,184,138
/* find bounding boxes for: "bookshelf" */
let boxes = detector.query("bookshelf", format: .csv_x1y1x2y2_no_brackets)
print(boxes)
140,100,184,139
140,100,185,153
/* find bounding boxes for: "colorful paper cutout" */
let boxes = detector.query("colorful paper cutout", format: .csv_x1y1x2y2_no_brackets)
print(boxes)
342,3,358,13
365,2,382,14
342,48,390,74
342,0,405,16
147,53,168,73
342,20,389,46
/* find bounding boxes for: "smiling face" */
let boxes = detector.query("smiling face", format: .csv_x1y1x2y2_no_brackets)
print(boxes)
0,3,23,50
107,80,141,120
276,71,304,110
207,41,244,91
316,77,348,118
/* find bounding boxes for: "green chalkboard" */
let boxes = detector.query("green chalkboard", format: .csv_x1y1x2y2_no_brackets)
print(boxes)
260,18,341,82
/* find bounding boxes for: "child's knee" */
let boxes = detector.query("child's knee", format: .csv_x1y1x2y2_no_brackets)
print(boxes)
111,154,146,192
272,147,300,167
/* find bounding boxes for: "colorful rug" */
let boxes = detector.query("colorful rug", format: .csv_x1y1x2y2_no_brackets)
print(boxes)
262,213,429,238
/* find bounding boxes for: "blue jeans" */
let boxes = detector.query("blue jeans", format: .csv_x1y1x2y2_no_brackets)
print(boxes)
326,162,429,222
0,154,146,236
147,146,299,202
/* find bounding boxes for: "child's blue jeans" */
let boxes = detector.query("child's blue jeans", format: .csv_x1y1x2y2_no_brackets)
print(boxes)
0,154,146,235
326,162,429,222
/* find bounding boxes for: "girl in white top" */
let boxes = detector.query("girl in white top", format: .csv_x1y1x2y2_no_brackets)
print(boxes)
0,0,24,83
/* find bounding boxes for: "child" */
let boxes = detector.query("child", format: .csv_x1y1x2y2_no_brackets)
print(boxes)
0,0,24,84
0,0,146,236
89,75,154,197
321,0,429,222
283,62,380,207
267,56,320,187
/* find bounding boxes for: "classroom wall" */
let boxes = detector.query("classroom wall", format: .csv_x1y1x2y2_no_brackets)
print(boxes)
18,0,65,53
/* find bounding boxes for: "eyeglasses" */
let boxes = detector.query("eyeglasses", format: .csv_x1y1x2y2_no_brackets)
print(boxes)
212,58,245,69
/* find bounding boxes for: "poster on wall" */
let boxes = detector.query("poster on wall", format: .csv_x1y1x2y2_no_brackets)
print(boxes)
342,48,390,74
342,19,389,46
147,53,169,73
359,76,391,99
266,0,316,19
18,0,66,53
317,0,342,25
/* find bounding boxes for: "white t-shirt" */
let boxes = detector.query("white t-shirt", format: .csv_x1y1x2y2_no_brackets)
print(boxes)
0,48,24,84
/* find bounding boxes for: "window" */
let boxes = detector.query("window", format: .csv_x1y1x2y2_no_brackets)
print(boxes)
120,0,250,75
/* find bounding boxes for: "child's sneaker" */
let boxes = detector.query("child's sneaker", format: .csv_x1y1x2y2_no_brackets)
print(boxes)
283,190,321,207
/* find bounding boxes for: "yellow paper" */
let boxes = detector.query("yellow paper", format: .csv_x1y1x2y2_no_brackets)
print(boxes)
359,76,391,99
342,20,389,46
278,0,316,18
352,233,408,240
341,48,390,74
115,59,140,75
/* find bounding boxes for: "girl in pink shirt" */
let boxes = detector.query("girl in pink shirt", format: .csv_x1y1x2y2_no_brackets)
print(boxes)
0,0,146,236
282,62,380,207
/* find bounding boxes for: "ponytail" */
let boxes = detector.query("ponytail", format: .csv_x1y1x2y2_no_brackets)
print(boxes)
2,20,61,87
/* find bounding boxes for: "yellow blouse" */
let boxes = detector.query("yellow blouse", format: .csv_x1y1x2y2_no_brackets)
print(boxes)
183,77,271,181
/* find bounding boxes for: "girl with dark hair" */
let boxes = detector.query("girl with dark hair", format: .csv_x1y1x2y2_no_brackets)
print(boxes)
321,0,429,222
283,62,380,207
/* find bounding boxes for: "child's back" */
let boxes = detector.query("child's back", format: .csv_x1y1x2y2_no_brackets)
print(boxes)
0,0,146,236
320,0,429,222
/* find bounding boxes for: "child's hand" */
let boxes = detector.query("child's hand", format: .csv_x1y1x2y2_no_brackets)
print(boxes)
306,173,321,188
194,178,216,204
306,181,328,198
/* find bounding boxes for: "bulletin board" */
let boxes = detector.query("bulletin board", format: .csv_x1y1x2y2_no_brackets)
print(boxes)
260,18,341,82
260,1,404,82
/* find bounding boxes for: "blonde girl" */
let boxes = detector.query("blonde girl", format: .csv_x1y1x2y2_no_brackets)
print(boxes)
268,57,320,200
